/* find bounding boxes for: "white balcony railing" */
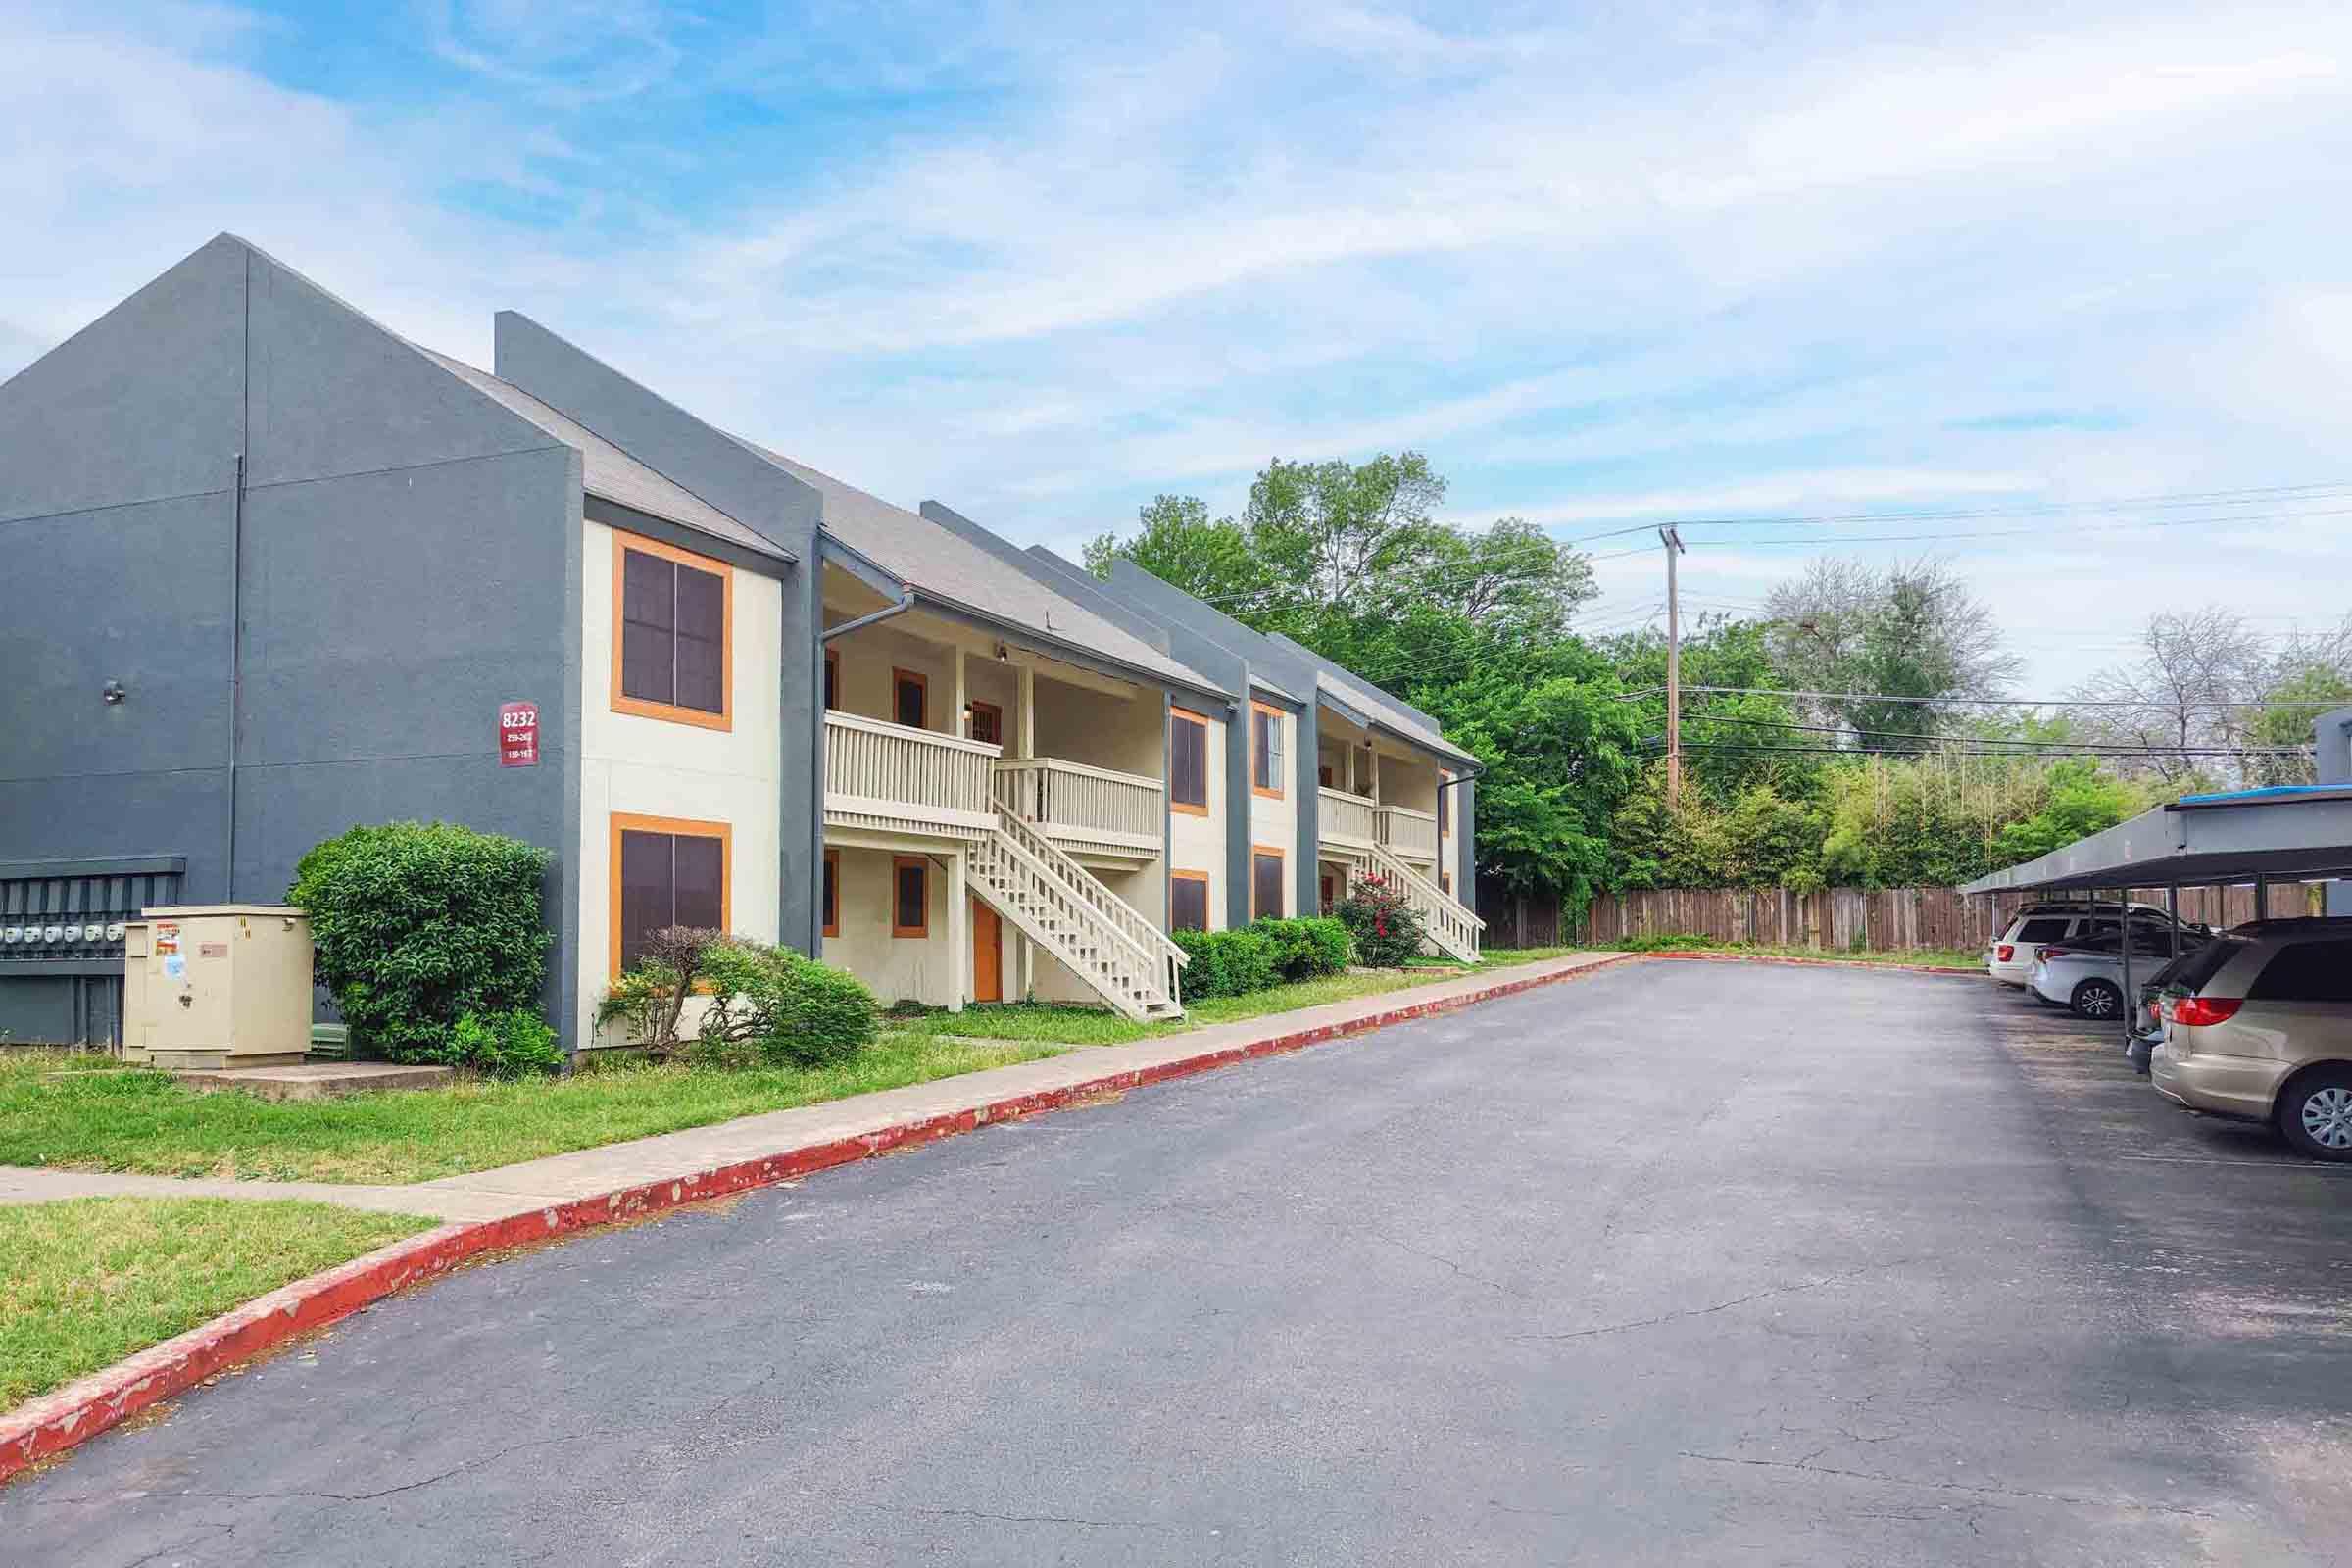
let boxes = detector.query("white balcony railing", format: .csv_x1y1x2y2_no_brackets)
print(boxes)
1318,786,1378,849
994,758,1163,856
1377,803,1439,860
823,711,1001,837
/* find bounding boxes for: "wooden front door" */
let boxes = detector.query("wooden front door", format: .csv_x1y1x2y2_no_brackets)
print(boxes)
971,898,1003,1004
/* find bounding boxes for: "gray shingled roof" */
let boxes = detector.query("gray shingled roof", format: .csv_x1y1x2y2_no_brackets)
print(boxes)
418,350,790,563
1313,669,1477,766
732,439,1225,694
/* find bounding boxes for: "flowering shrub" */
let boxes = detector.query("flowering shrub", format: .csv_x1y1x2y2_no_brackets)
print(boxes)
1334,874,1426,967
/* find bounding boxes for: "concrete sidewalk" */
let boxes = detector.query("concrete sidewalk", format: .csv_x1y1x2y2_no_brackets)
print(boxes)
1,954,1630,1225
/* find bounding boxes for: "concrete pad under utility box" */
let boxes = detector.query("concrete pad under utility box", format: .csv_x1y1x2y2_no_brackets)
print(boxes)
172,1062,454,1101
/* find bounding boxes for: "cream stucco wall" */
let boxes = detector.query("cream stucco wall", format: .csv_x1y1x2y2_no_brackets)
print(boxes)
1168,702,1225,931
1248,704,1298,918
821,846,988,1008
579,519,784,1046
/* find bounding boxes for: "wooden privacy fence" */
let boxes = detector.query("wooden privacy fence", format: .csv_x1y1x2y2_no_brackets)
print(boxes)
1576,883,2329,954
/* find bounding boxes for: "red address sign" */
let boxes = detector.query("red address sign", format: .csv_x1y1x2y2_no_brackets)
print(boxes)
499,702,539,767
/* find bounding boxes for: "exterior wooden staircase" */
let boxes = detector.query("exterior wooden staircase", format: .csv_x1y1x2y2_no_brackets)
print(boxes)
1366,842,1486,964
969,802,1188,1022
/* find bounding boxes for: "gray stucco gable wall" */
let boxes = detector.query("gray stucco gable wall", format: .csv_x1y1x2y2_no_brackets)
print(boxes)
492,313,826,956
3,235,587,1043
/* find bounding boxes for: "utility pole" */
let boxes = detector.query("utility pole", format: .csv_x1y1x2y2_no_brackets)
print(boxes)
1660,525,1687,806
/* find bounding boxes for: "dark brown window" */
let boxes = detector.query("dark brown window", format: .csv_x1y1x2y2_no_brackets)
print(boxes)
1170,872,1209,933
824,648,839,711
822,850,840,938
617,541,728,722
612,815,728,975
969,701,1003,746
1169,710,1209,814
892,856,929,937
1252,849,1284,918
1319,764,1334,788
894,668,927,729
1251,704,1284,797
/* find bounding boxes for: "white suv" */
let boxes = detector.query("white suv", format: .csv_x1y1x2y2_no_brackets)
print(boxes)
1987,902,2196,989
2150,918,2352,1160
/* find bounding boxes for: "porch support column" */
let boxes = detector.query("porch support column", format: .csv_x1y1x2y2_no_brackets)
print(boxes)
954,645,968,738
1015,662,1037,998
1017,663,1036,758
948,849,968,1014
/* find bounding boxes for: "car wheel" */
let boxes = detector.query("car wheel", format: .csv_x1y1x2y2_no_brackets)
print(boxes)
2070,978,2123,1019
2277,1069,2352,1163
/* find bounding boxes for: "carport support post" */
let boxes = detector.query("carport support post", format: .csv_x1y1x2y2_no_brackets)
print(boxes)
2166,886,2179,958
2120,900,2134,1047
2255,875,2270,921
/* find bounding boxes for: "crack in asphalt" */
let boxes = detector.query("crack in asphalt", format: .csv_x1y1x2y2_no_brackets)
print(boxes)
1508,1265,1885,1344
1675,1450,2218,1519
863,1500,1184,1532
1367,1232,1528,1298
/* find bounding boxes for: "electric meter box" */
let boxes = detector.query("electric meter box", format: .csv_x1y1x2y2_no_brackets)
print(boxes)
122,906,314,1070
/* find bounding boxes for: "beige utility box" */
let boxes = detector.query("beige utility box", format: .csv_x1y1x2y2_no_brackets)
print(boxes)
123,906,315,1070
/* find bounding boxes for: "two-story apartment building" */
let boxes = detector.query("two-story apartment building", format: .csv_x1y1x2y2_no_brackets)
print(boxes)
0,235,1479,1048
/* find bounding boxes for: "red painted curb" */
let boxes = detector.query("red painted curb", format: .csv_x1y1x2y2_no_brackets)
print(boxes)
0,954,1636,1485
1638,950,1983,977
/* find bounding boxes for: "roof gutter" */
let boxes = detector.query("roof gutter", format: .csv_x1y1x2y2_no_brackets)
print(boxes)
819,533,914,642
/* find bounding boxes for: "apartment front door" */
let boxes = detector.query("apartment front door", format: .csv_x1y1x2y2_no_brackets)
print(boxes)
971,898,1003,1004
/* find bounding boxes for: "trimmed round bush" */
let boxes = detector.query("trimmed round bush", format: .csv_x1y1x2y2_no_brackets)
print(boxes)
290,822,552,1065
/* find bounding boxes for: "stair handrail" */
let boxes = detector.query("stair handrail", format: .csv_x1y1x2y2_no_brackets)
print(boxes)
1366,842,1484,960
981,822,1168,979
993,782,1190,973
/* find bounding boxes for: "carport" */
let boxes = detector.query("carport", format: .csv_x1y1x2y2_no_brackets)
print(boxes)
1959,773,2352,1045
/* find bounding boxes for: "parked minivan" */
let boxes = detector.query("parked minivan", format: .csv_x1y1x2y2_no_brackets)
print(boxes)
1986,902,2200,990
2149,918,2352,1161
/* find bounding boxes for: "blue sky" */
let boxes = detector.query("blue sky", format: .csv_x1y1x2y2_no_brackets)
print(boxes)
6,0,2351,676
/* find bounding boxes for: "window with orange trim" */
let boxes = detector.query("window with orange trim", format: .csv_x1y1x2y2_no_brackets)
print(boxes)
1252,846,1285,918
610,812,730,977
822,849,840,938
969,700,1003,746
1169,870,1210,932
1250,702,1285,798
893,668,928,730
891,856,930,937
1169,709,1209,814
612,533,732,730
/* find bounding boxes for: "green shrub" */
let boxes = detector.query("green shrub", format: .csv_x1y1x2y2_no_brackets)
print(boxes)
1617,932,1721,953
290,822,552,1065
448,1008,564,1078
1250,916,1353,982
1335,875,1426,967
697,939,880,1067
599,934,880,1068
1171,925,1290,1001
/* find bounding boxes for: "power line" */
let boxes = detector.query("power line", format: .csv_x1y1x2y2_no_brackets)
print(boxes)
1666,714,2319,754
1554,479,2352,546
1616,683,2346,710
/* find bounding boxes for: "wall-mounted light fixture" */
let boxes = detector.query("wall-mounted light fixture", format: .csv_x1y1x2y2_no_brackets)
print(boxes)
995,643,1009,663
102,679,127,705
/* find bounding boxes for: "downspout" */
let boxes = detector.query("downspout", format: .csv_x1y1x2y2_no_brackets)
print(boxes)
225,451,247,899
811,564,914,956
821,583,915,644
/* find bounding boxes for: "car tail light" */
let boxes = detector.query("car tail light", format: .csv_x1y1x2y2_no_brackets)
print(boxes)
2166,996,2242,1028
1996,945,2014,962
2039,947,2069,959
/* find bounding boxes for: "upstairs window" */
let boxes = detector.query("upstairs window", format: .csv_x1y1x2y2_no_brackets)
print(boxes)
894,668,928,730
969,701,1004,747
1251,703,1285,797
615,535,730,729
1169,709,1209,814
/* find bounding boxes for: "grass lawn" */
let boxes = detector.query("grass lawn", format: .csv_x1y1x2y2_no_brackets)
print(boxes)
0,1034,1065,1186
1,1197,436,1412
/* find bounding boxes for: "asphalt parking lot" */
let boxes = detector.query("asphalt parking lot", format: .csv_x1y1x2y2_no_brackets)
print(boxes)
8,960,2351,1566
